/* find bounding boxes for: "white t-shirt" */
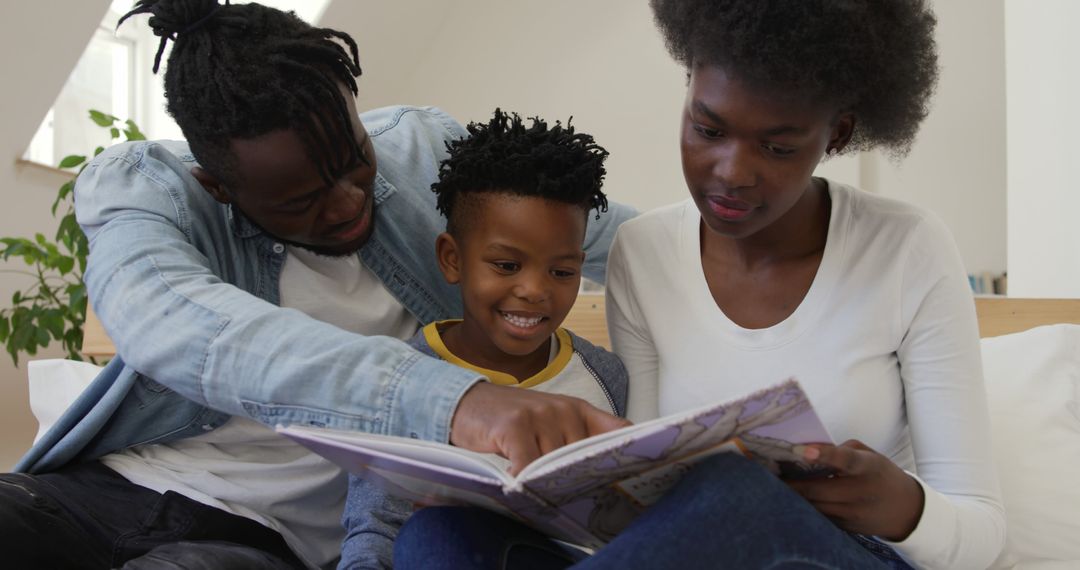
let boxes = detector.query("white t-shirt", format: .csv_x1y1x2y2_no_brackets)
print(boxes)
605,181,1004,570
102,246,419,568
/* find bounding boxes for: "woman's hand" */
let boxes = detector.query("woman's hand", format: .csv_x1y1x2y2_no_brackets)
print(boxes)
787,440,925,541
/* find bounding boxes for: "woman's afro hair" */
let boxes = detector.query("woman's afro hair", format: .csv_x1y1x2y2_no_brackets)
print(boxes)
651,0,939,157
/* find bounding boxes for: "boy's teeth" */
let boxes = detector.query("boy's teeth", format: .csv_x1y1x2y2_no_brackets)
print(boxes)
502,312,542,328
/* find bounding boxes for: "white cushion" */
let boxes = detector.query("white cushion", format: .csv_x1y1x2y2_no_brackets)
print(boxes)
982,324,1080,568
27,359,102,444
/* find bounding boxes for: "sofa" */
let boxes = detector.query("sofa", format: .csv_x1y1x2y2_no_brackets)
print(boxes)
29,296,1080,569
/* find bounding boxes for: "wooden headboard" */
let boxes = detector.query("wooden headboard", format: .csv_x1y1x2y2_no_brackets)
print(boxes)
972,297,1080,338
560,295,1080,350
81,295,1080,358
81,307,116,358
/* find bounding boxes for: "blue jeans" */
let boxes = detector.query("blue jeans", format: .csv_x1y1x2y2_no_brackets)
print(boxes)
395,453,914,569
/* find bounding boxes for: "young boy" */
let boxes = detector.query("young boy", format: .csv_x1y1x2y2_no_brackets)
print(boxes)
339,109,628,569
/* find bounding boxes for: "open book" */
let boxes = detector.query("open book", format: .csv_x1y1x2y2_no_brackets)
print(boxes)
277,378,831,548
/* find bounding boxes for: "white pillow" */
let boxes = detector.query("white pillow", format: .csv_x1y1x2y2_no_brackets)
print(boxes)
27,359,103,444
982,324,1080,569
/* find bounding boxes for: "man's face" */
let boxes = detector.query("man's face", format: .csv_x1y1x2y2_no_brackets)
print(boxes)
206,94,378,257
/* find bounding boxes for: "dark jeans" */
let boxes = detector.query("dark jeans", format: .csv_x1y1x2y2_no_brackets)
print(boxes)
0,461,304,569
395,453,915,570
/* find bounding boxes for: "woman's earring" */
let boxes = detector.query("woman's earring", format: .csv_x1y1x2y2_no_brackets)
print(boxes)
827,147,840,157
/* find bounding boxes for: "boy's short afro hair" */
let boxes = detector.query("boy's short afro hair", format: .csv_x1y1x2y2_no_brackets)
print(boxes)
650,0,939,157
432,109,609,236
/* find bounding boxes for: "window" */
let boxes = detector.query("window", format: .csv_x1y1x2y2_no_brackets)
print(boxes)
24,1,137,167
22,0,330,168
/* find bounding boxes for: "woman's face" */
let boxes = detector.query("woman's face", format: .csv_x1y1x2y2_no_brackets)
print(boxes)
680,65,851,241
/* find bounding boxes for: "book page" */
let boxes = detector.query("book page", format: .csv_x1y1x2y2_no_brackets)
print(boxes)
278,426,514,485
515,379,832,543
612,439,745,505
515,409,685,481
278,379,830,549
363,464,521,516
522,379,829,481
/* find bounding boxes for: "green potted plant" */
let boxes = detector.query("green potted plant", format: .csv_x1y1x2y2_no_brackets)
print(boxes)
0,111,144,365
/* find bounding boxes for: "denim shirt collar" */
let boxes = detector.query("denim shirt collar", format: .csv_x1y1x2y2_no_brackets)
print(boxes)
228,204,263,239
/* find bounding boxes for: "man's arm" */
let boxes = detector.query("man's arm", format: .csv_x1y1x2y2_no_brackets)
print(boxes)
582,201,637,284
77,142,482,442
78,141,631,461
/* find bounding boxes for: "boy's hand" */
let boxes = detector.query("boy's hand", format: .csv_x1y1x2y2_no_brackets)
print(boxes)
450,382,631,475
786,440,925,541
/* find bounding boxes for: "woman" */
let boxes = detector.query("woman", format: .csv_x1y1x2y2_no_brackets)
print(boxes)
603,0,1004,568
394,1,1004,568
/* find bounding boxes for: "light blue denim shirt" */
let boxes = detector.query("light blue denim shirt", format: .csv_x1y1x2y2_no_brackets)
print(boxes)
17,106,635,474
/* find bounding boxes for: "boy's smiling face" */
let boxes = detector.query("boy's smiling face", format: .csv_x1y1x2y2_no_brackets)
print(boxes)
437,193,586,375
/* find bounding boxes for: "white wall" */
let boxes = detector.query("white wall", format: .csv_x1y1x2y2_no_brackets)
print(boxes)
322,0,1005,274
0,1,112,468
0,0,1029,467
1004,0,1080,298
868,0,1007,276
326,0,690,213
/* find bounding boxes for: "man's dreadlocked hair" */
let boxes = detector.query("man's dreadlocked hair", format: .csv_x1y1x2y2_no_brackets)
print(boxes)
118,0,363,186
432,109,609,237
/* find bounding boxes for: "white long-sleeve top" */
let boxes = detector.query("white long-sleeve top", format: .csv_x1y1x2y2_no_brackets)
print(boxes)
605,181,1005,569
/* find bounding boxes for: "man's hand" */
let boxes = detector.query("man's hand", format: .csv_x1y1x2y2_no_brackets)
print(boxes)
450,382,631,475
787,440,925,541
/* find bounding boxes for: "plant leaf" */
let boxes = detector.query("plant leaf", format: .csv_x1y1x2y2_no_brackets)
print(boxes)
43,310,66,340
35,327,49,348
124,120,146,141
11,319,33,353
89,109,116,127
67,283,87,313
2,242,19,260
52,180,75,216
56,213,76,250
58,155,86,169
56,255,75,275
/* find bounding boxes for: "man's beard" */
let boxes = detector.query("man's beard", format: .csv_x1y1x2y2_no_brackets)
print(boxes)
237,207,370,259
277,235,366,259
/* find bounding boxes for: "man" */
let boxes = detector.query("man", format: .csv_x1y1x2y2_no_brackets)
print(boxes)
0,2,633,567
